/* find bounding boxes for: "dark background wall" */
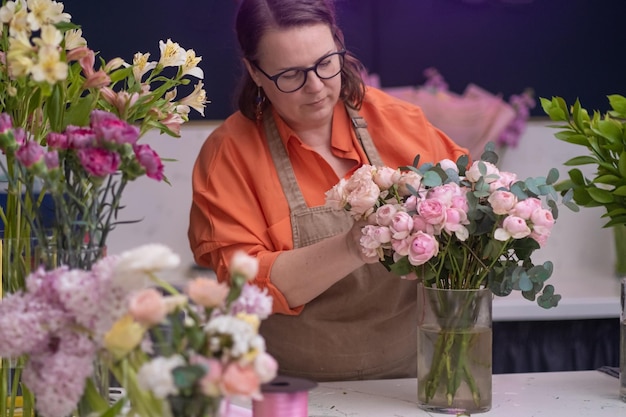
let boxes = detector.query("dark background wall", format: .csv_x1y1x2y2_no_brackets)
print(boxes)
62,0,626,120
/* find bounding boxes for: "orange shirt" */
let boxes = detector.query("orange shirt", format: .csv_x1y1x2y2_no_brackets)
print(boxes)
188,87,468,314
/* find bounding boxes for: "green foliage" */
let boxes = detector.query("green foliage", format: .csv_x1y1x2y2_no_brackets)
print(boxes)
541,95,626,227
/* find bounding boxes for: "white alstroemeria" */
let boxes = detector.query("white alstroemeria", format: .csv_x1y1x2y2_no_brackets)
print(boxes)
158,38,186,67
36,24,62,47
8,7,29,36
64,28,86,50
181,48,203,79
137,355,185,399
30,45,67,83
178,81,207,116
0,0,25,25
131,51,156,81
26,0,70,31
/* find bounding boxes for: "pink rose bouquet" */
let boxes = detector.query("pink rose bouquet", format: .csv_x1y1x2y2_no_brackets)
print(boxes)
326,143,575,409
325,142,574,306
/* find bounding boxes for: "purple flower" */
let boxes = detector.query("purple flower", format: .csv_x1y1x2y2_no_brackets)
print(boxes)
45,132,70,149
134,144,164,181
15,141,44,167
77,147,121,177
90,109,140,145
0,112,13,133
44,150,59,170
229,284,273,320
64,125,96,149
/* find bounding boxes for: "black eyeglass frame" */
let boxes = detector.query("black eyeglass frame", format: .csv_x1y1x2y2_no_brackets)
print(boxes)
252,50,347,93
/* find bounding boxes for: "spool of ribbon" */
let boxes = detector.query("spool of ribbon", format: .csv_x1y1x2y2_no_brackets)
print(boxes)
252,375,317,417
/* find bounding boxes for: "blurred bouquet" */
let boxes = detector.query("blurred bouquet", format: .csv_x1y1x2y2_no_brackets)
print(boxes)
368,67,535,161
0,0,207,270
0,243,277,417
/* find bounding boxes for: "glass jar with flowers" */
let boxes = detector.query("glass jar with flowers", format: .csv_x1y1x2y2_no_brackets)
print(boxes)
0,1,207,416
0,243,277,417
324,143,577,414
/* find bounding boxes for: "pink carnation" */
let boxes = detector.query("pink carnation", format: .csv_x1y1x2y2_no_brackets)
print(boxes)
134,144,164,181
77,147,120,176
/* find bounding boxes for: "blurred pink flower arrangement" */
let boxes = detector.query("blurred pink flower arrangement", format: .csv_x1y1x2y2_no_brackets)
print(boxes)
0,244,277,417
363,68,535,161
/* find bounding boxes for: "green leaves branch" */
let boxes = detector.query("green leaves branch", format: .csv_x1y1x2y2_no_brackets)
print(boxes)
541,94,626,227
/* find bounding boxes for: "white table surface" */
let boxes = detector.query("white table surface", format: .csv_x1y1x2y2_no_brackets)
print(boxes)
227,370,625,416
306,371,625,417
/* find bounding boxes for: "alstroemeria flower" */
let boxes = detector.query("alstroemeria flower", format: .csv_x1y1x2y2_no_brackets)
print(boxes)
182,48,204,78
30,45,67,83
178,81,207,116
131,51,157,81
158,38,186,67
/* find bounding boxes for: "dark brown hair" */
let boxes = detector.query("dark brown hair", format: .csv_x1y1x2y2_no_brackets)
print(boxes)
234,0,366,120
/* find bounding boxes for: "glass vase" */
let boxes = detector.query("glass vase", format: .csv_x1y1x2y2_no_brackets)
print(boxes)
417,284,493,414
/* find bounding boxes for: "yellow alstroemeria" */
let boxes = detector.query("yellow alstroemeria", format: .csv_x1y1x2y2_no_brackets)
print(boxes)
236,312,261,333
158,38,186,68
132,51,157,82
64,28,86,50
104,314,147,360
178,81,207,116
26,0,71,32
182,48,203,79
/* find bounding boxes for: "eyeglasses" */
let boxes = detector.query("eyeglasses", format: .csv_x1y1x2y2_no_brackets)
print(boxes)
253,50,346,93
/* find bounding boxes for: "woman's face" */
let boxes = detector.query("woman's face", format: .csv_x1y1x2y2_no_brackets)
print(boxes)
246,24,342,132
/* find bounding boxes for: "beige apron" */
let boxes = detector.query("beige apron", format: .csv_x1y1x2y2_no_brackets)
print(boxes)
260,106,417,382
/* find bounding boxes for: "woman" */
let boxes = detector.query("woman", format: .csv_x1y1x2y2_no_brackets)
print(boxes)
188,0,467,381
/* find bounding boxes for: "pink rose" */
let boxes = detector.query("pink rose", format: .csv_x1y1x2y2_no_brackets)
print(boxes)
427,183,461,206
443,208,469,240
404,195,419,212
128,288,167,326
490,170,518,191
412,215,435,235
531,229,550,246
373,166,400,190
361,225,391,248
254,352,278,383
511,198,542,220
375,204,398,226
450,194,468,212
407,232,439,266
397,171,423,196
438,158,459,173
186,277,229,308
221,363,261,399
389,211,414,239
488,190,517,215
346,180,380,218
466,161,500,184
191,355,223,397
391,236,411,256
418,198,447,225
530,208,555,230
498,216,531,240
325,178,347,210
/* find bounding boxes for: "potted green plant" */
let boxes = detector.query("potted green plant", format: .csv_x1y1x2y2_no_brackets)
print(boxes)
541,94,626,276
